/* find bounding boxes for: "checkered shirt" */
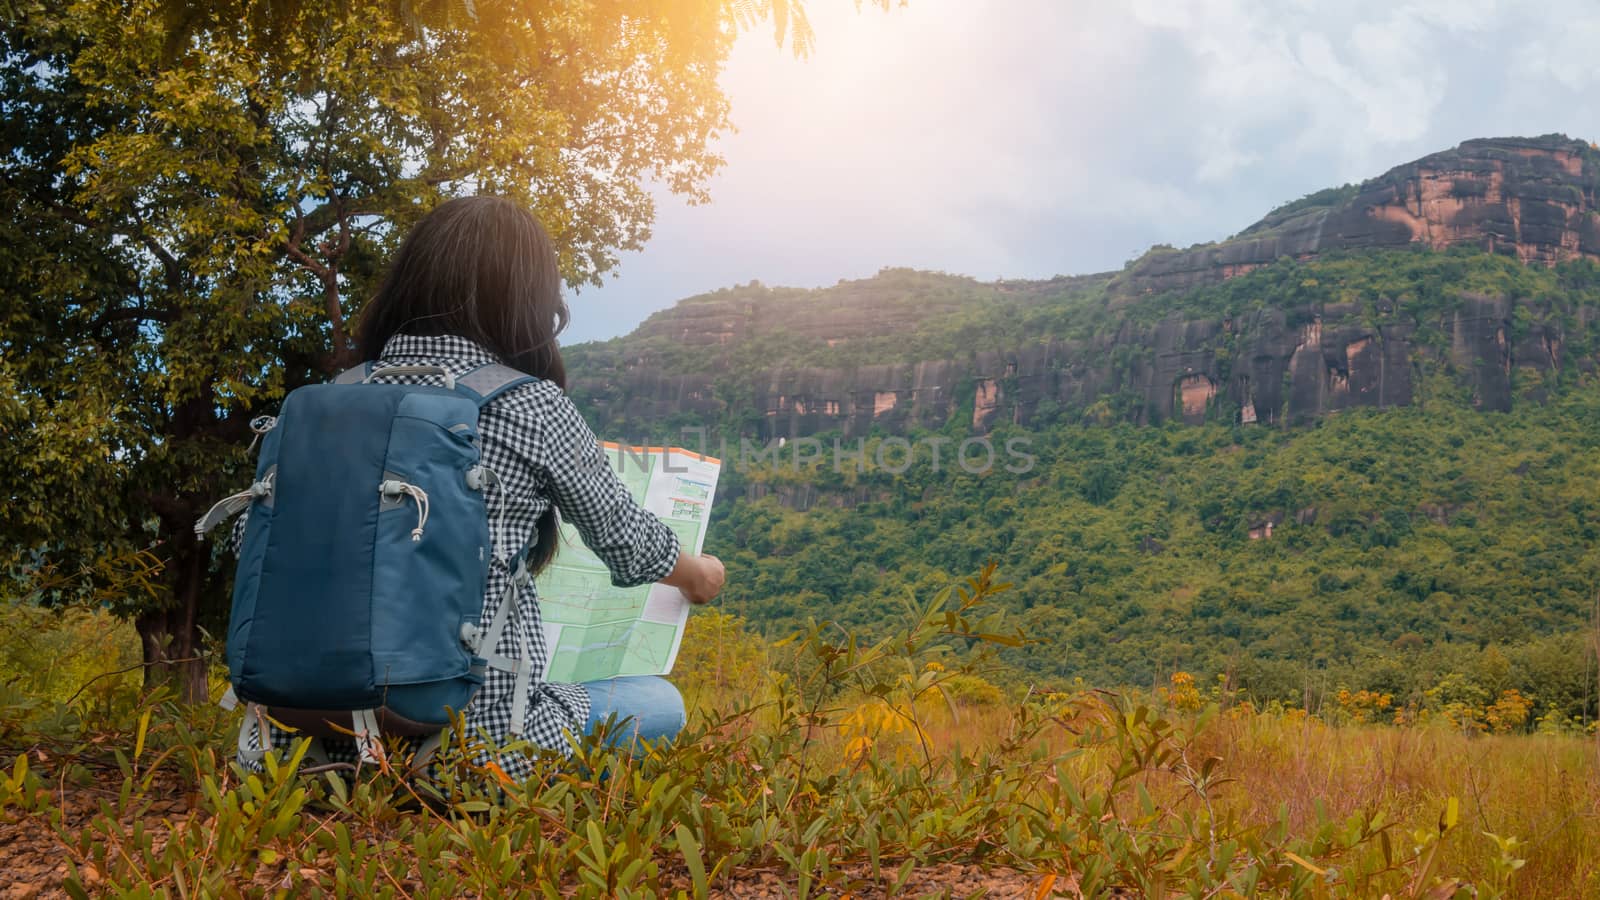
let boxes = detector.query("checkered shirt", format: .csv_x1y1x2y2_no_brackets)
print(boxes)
238,333,680,776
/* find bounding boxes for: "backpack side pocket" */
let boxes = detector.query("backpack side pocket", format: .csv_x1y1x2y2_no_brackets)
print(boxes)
370,392,491,719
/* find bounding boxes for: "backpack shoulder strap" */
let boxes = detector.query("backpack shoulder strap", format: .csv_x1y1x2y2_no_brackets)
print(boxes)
454,363,538,407
332,362,375,384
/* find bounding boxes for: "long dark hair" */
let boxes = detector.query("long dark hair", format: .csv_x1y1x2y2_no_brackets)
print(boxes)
358,195,569,573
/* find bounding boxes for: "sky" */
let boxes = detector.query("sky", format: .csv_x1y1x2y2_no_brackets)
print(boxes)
562,0,1600,344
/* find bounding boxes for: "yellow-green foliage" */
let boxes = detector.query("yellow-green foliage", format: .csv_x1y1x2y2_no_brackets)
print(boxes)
0,603,142,737
672,609,772,714
0,574,1596,897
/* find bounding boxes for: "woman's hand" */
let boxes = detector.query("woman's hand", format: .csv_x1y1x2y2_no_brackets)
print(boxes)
663,552,725,605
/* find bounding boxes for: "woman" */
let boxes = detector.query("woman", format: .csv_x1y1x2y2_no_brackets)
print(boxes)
246,196,725,777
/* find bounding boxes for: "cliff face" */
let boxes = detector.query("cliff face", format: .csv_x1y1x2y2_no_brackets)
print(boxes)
573,293,1579,437
568,136,1600,439
1124,136,1600,294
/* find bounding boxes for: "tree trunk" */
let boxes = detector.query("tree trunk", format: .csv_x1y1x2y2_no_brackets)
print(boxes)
135,541,210,704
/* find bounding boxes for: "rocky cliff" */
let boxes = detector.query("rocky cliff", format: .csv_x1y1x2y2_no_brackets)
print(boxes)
567,136,1600,439
1122,135,1600,294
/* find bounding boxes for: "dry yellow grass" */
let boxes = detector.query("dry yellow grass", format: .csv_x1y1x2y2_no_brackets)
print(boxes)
1200,714,1600,896
676,607,1600,895
824,692,1600,897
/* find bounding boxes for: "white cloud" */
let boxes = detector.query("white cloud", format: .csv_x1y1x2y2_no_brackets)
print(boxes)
1126,0,1473,180
1511,0,1600,91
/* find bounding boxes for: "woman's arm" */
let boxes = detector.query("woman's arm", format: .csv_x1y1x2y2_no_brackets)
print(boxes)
519,386,719,595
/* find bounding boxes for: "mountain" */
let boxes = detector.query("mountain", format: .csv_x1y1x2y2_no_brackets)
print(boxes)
566,135,1600,436
563,136,1600,705
1125,135,1600,293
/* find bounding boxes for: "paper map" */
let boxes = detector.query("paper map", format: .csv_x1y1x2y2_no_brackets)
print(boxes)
536,444,720,683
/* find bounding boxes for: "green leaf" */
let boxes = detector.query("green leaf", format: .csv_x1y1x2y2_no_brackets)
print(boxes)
675,823,709,900
1283,851,1326,876
133,708,151,762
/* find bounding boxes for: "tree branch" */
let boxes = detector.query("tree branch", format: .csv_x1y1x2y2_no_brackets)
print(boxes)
126,207,186,291
285,204,331,279
15,180,187,293
322,193,351,363
63,656,205,706
91,305,176,334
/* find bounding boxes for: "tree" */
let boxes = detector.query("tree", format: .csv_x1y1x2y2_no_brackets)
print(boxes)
0,0,858,700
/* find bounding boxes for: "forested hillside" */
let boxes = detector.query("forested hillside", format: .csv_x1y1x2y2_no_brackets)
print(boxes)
566,145,1600,723
709,391,1600,719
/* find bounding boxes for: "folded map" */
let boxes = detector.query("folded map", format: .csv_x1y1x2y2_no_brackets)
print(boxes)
536,443,721,683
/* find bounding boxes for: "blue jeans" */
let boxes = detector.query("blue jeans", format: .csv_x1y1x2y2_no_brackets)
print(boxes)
579,675,686,752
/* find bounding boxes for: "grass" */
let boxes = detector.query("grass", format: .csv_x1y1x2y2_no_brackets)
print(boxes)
1196,714,1598,895
0,570,1596,897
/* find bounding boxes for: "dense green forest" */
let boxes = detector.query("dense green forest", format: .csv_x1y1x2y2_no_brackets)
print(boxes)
569,249,1600,725
708,399,1599,717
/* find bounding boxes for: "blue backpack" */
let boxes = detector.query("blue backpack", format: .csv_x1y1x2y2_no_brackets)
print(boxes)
196,361,537,768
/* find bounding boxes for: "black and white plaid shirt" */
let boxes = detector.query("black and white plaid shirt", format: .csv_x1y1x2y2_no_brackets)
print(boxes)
241,333,680,777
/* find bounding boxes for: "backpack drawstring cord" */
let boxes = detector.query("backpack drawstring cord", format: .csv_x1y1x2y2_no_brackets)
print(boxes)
246,416,277,454
194,471,275,537
403,484,430,541
379,480,431,541
482,467,509,561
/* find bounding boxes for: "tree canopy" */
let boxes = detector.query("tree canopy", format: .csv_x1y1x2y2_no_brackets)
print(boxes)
0,0,832,699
